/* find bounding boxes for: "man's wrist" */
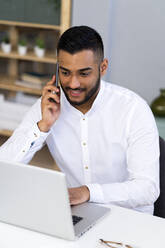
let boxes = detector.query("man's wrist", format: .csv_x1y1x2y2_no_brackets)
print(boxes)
37,121,50,133
83,185,90,202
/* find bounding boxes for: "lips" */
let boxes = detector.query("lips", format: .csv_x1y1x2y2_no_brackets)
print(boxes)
69,89,82,96
66,88,85,97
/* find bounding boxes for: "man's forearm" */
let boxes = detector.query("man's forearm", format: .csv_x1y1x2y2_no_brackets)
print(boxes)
0,123,48,163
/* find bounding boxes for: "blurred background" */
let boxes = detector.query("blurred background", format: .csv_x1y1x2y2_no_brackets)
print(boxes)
0,0,164,168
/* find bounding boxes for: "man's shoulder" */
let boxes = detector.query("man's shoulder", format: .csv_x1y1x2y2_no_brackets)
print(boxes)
102,80,147,106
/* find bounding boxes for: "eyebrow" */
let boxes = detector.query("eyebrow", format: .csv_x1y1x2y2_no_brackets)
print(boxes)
59,66,92,72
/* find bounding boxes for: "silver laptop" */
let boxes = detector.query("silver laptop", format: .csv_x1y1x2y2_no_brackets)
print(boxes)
0,160,110,240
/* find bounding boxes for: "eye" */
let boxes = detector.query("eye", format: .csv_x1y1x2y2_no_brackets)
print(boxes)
61,70,70,76
80,72,91,77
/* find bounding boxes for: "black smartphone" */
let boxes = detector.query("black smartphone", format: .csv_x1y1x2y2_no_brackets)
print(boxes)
49,63,59,103
55,63,59,87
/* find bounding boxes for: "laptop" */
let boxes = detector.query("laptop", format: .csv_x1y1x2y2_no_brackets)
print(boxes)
0,160,110,240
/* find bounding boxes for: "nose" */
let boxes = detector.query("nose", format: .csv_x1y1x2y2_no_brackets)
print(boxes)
69,75,80,89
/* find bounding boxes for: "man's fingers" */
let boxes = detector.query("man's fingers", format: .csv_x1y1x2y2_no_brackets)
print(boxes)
48,92,60,103
42,85,60,97
42,93,60,105
42,85,59,94
42,75,57,95
47,102,60,112
42,100,60,119
68,186,90,206
47,75,56,85
68,191,78,205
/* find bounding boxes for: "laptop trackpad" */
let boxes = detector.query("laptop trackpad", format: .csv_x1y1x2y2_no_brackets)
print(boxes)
71,202,110,237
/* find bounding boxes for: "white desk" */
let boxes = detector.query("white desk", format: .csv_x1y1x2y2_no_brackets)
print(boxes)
0,205,165,248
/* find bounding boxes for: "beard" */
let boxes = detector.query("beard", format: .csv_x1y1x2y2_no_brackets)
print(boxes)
60,73,101,107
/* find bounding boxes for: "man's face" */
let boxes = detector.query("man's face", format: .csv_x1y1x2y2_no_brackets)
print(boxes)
58,50,101,107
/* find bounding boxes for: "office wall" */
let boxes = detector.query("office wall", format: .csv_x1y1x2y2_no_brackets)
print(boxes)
71,0,112,81
72,0,165,103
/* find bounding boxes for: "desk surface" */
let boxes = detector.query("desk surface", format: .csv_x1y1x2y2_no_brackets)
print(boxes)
0,204,165,248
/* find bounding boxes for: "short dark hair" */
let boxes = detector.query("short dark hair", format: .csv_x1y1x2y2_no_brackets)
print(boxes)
57,26,104,63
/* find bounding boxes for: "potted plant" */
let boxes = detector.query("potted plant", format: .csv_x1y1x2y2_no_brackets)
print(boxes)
1,36,11,54
34,38,45,58
18,39,27,56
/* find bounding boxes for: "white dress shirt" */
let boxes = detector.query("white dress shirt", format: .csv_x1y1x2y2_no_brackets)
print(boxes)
0,80,160,214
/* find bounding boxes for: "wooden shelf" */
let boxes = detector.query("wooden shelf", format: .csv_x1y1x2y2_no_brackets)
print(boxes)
0,50,57,64
0,0,71,138
0,20,61,31
0,0,71,35
0,129,13,137
0,75,42,95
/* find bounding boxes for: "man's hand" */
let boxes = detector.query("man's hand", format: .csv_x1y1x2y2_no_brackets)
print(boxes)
68,186,90,205
38,75,61,132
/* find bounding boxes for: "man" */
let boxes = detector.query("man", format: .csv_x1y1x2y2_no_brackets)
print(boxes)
0,26,159,214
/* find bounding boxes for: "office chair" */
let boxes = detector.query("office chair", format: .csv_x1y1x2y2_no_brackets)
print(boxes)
154,136,165,218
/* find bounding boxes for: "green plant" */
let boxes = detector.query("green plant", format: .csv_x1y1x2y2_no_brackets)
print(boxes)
36,38,45,49
19,39,27,46
2,36,10,44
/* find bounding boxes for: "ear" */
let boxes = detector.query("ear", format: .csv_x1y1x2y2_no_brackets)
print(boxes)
100,58,108,76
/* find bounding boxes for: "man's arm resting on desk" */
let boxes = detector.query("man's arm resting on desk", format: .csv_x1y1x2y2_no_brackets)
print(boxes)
68,176,159,208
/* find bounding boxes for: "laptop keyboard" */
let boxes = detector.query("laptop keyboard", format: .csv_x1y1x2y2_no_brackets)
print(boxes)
72,215,83,225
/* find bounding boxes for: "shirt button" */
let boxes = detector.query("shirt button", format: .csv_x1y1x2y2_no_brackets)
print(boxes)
30,141,35,148
85,166,88,170
22,150,25,153
83,142,86,146
34,133,37,137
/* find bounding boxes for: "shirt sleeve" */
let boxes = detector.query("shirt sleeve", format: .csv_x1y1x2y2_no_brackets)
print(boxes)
86,99,160,209
0,98,50,164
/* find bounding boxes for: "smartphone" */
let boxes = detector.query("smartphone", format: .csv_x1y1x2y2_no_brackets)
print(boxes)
48,63,59,103
55,63,59,87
